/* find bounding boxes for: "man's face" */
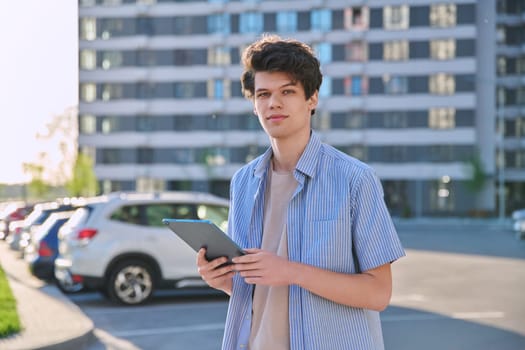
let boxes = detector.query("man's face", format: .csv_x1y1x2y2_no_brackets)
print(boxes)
253,71,318,141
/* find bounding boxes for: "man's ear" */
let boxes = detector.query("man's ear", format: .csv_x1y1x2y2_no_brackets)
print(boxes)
308,91,319,111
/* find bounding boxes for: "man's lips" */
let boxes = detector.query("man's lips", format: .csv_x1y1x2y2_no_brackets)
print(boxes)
267,114,287,121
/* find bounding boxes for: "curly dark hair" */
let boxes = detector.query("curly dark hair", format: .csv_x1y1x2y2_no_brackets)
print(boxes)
241,35,323,115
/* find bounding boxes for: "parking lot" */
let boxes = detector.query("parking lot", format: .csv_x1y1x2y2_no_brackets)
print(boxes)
61,220,525,350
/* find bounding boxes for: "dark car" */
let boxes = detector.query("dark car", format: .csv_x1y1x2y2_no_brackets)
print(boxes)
25,211,75,281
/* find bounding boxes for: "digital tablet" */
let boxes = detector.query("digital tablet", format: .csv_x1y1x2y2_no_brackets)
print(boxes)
162,218,245,265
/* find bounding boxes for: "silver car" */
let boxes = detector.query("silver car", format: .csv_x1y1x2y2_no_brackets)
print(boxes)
54,191,229,305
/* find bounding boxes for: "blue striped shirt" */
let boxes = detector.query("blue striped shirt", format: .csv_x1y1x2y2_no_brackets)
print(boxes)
222,132,405,350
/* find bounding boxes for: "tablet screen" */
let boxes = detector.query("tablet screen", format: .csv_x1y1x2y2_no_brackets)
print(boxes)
163,218,245,264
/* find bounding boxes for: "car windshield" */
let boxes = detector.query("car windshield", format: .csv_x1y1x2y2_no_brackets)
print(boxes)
59,207,91,237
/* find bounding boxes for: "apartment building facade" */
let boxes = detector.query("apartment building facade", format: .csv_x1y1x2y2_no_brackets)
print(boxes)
78,0,524,217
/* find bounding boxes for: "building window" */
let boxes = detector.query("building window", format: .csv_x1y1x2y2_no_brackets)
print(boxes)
208,13,230,34
99,18,125,39
383,40,409,61
207,79,231,99
429,74,455,95
311,9,332,32
431,39,456,60
80,0,96,6
276,11,297,33
344,7,369,30
430,4,456,27
80,115,97,134
345,76,368,96
383,112,408,128
102,84,123,101
208,46,231,65
137,148,154,164
383,75,408,94
314,42,332,64
517,57,525,74
80,17,97,40
80,50,96,70
346,41,367,61
430,175,454,211
136,177,165,192
239,12,263,33
101,51,123,69
80,83,97,102
497,56,507,75
383,5,409,30
429,108,456,129
319,76,332,97
101,117,117,133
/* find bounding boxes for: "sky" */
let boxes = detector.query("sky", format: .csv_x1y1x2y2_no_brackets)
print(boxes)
0,1,78,184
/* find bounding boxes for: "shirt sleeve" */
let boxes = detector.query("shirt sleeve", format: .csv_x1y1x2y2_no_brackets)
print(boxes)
351,168,406,272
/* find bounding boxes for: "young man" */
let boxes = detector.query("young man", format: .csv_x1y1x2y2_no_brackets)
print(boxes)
197,35,405,350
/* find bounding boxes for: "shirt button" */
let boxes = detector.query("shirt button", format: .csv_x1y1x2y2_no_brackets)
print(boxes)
240,344,246,348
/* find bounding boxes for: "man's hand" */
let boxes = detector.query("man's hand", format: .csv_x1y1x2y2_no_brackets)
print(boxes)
196,248,235,295
232,248,293,286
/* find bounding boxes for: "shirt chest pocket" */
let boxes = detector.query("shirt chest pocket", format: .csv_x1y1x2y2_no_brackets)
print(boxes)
302,219,354,272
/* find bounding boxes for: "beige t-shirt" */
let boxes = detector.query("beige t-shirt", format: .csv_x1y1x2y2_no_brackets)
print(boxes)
249,166,297,350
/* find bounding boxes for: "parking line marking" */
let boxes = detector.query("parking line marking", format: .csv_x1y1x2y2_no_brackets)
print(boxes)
382,311,505,322
112,323,225,337
452,311,505,319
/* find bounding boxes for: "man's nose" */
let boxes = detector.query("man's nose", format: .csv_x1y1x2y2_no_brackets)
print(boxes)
269,94,282,109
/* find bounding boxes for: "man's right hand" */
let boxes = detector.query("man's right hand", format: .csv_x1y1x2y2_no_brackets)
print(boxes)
196,248,235,295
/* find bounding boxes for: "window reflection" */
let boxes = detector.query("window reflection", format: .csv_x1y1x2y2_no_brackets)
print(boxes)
80,18,97,40
208,47,231,65
314,42,332,64
431,39,456,60
80,115,97,134
346,41,367,61
80,50,97,70
81,83,97,102
276,11,297,33
239,12,263,33
344,7,369,30
208,13,230,34
429,74,455,95
102,51,123,69
345,76,368,96
311,9,332,32
383,75,408,94
383,5,409,30
383,40,408,61
430,4,456,28
429,108,456,129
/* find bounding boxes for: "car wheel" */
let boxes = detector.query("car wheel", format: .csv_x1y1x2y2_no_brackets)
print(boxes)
56,276,84,294
107,259,155,305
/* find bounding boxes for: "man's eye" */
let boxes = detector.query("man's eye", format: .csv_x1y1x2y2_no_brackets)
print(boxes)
257,92,269,98
283,90,294,95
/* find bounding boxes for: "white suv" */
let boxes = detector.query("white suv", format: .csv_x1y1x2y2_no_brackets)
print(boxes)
54,191,229,305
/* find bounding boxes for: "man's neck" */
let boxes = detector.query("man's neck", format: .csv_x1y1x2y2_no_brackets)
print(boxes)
270,132,310,172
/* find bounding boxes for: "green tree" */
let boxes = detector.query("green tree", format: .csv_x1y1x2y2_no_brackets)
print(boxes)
23,163,51,199
464,155,486,194
66,153,99,197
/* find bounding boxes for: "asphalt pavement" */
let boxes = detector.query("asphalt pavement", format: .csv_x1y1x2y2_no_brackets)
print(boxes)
0,218,523,350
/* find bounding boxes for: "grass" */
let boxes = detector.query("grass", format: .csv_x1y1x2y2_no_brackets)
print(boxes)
0,264,21,338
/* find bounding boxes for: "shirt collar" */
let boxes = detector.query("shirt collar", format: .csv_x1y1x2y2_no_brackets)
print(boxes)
253,131,322,179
